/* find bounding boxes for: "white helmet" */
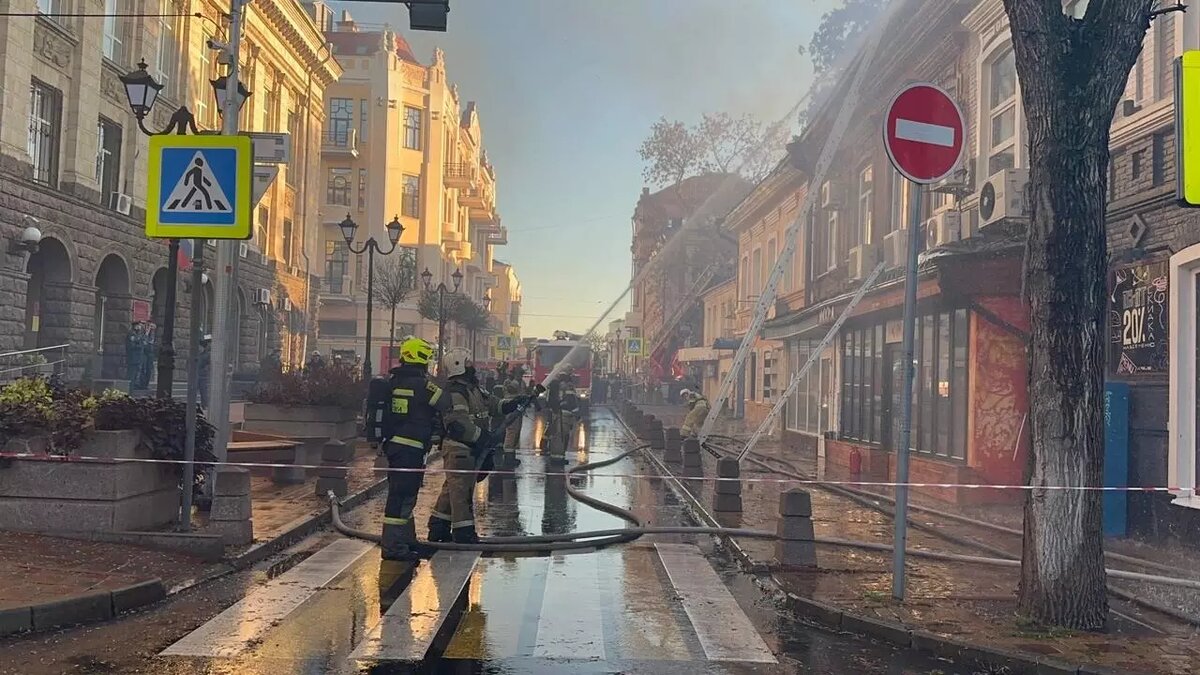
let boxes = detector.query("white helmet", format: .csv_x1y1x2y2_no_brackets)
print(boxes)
679,388,694,401
441,347,473,378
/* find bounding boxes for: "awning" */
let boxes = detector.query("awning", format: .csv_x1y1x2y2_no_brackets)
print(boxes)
676,347,719,363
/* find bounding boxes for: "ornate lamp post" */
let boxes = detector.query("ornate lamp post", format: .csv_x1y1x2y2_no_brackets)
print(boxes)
341,214,403,380
119,59,249,399
421,266,462,365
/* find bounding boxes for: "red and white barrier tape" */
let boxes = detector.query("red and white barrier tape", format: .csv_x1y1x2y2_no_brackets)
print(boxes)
0,451,1192,494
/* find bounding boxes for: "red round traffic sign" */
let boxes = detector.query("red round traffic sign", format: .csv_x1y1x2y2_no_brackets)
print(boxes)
883,83,965,184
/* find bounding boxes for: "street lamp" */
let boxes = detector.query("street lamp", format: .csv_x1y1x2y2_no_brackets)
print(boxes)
422,266,462,365
342,214,403,380
119,59,249,400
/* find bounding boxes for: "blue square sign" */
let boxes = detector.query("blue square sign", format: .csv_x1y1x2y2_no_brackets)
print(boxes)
145,134,252,239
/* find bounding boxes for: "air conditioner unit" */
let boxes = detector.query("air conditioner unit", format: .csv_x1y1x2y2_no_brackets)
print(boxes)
239,243,249,258
925,211,963,250
254,288,271,305
110,192,133,215
883,229,908,268
281,298,293,312
977,168,1029,230
847,243,878,281
820,181,844,210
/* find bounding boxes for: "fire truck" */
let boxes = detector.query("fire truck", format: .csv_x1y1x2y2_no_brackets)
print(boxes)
528,333,594,394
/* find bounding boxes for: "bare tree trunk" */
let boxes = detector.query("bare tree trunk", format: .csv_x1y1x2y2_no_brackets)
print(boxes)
1002,0,1156,630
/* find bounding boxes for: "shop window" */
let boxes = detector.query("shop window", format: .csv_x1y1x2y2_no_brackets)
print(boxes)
787,340,827,435
840,309,969,459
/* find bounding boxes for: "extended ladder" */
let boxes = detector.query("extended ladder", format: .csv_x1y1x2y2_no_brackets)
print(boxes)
646,262,721,361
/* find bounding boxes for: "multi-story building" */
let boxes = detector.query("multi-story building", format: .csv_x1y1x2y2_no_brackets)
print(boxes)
486,259,521,362
627,174,747,399
2,0,338,382
309,6,509,365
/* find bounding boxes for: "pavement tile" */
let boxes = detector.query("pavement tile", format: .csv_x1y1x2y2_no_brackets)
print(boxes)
627,403,1200,675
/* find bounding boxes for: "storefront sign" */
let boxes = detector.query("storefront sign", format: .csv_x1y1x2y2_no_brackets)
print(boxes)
1109,260,1169,375
131,300,150,323
885,320,903,344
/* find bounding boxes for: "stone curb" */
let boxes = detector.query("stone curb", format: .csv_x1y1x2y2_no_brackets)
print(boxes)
0,476,387,638
0,578,167,637
606,404,1094,675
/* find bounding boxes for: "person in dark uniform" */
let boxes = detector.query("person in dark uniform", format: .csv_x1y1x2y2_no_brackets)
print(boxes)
372,337,450,561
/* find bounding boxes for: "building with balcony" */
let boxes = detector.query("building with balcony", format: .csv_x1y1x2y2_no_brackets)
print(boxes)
486,259,521,362
0,0,338,382
308,6,511,363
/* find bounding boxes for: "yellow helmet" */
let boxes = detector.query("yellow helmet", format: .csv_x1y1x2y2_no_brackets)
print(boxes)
399,337,435,365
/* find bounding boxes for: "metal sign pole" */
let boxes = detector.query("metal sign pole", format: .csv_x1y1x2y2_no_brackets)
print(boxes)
207,0,247,487
179,241,205,530
892,180,924,601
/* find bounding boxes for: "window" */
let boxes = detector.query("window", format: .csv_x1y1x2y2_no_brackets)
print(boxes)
282,220,294,266
1154,13,1175,101
402,174,420,217
360,99,368,133
285,112,298,186
752,248,763,296
787,340,828,435
96,118,122,205
1152,132,1168,187
889,169,909,233
325,239,348,294
327,168,351,205
154,2,179,97
28,80,62,187
102,0,126,64
357,168,367,211
257,206,270,254
826,212,838,271
262,77,279,132
840,310,970,459
319,319,356,336
1132,150,1144,181
196,32,215,126
987,47,1018,176
37,0,60,14
404,106,423,150
329,98,353,143
858,165,874,245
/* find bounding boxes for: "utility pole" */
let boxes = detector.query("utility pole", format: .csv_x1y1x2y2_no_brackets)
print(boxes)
207,0,248,488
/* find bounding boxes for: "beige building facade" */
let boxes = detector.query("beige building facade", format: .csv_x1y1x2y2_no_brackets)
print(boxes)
0,0,337,382
310,6,511,365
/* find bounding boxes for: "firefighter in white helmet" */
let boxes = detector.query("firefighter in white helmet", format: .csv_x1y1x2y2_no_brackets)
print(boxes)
427,347,501,544
680,388,710,438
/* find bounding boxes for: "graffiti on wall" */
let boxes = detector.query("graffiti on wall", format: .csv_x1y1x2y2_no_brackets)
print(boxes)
1109,260,1169,375
972,298,1029,486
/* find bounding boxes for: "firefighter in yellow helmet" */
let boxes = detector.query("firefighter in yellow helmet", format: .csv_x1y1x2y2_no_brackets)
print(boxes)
428,347,502,544
368,336,449,561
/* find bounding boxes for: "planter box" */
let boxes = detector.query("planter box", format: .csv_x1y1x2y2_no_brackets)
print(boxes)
0,430,178,532
242,403,358,442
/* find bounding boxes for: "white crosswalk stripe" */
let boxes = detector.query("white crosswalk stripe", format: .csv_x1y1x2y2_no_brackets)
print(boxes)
159,539,373,657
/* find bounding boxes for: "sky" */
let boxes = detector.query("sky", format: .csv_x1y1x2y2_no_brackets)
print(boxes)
335,0,828,338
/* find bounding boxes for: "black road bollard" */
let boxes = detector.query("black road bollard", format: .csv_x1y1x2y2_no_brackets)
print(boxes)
775,488,817,568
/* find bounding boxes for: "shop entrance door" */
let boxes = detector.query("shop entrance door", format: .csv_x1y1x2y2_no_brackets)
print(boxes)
881,344,907,453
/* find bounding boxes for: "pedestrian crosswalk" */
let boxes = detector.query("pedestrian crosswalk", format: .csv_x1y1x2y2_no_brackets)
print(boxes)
158,539,778,667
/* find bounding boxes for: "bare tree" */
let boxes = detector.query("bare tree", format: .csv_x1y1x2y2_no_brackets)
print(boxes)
1002,0,1166,630
695,112,762,175
639,118,705,187
374,249,417,356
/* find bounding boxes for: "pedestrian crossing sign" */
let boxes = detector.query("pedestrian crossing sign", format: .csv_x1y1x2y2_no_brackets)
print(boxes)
145,134,253,239
627,337,643,355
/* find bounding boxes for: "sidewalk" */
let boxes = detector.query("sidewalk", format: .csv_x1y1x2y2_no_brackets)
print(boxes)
626,403,1200,675
0,443,387,637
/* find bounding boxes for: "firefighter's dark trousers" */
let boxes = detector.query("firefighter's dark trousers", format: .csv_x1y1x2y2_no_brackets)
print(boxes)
381,439,426,560
429,443,476,541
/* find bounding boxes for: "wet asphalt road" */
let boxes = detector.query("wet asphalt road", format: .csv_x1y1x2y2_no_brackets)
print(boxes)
0,407,972,674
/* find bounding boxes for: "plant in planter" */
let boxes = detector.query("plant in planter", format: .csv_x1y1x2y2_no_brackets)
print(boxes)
249,361,364,409
94,395,217,473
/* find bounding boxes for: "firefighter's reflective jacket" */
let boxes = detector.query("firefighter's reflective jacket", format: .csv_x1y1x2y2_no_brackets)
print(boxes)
441,378,498,456
370,364,450,450
681,396,710,437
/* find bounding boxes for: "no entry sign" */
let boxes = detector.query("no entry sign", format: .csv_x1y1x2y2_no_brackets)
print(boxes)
883,83,965,184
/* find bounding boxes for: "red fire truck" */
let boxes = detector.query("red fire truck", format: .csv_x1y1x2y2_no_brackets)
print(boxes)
529,337,593,393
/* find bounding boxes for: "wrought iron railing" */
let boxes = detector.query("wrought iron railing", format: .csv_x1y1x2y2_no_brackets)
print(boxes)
0,344,68,384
